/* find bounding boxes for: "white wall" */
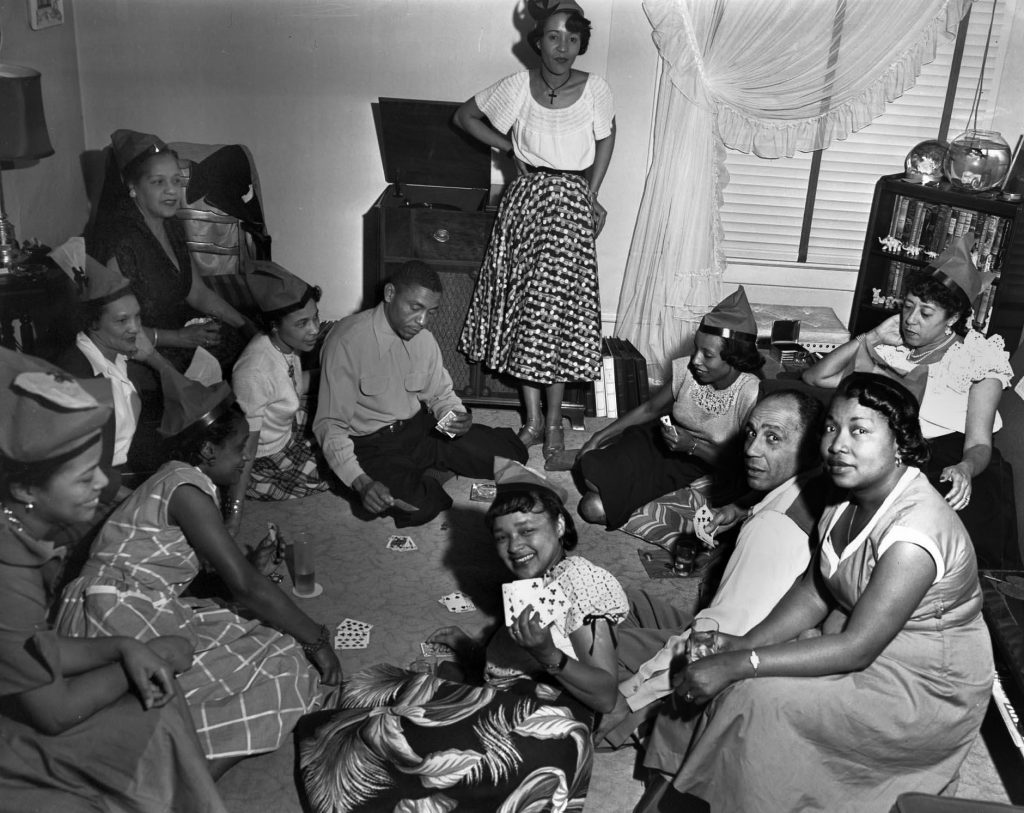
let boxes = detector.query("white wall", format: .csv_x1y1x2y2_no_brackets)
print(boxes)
65,0,657,324
0,0,89,249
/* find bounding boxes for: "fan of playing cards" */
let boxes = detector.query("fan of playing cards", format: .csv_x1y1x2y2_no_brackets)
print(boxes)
501,577,570,629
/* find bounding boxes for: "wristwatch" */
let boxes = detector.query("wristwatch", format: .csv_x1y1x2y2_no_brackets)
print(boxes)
542,651,570,674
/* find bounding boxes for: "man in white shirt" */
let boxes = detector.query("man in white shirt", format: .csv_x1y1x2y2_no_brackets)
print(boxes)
599,388,829,747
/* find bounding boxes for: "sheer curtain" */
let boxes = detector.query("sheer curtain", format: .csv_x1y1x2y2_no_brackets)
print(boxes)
615,0,972,383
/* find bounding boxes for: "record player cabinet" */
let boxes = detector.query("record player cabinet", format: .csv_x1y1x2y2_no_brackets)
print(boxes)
363,97,590,428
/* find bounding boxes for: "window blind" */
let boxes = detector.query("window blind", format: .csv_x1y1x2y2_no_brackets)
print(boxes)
720,0,1007,269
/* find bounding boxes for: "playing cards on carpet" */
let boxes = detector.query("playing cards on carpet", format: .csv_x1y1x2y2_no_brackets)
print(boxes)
419,642,453,657
469,482,497,502
335,618,373,649
386,534,417,552
438,591,476,613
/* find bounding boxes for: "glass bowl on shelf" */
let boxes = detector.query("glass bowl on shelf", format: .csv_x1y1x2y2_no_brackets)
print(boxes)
904,139,946,184
943,130,1011,192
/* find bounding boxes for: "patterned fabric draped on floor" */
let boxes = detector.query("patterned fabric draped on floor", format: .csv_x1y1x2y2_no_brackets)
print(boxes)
460,172,602,385
300,664,594,813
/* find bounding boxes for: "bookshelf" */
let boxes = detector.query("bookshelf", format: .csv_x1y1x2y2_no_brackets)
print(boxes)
849,173,1024,352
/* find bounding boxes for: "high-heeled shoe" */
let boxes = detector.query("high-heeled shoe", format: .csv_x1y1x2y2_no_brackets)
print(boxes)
543,424,565,459
517,422,544,447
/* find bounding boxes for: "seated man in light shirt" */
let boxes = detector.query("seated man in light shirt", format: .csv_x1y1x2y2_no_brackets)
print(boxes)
598,388,829,747
314,261,527,527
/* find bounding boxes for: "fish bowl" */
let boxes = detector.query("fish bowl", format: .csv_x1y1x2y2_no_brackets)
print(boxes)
904,139,946,184
943,130,1011,192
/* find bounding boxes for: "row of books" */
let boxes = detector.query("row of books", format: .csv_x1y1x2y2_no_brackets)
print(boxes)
876,259,998,333
592,337,649,419
884,195,1012,273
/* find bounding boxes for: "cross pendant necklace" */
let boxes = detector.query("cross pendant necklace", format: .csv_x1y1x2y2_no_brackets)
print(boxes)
540,69,572,104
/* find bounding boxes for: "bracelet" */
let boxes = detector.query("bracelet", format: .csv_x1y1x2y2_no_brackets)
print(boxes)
228,498,243,514
687,438,698,455
749,649,760,677
541,651,570,674
301,624,331,658
153,328,159,346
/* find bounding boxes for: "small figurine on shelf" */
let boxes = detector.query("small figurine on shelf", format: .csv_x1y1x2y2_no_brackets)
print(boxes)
878,235,903,253
871,288,885,306
904,244,923,258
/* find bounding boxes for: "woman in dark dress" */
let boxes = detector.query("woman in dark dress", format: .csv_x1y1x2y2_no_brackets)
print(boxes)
87,128,255,383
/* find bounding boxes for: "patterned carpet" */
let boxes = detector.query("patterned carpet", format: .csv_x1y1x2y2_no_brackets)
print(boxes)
215,408,1014,812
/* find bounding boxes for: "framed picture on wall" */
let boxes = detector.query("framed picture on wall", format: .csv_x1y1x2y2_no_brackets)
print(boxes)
28,0,64,30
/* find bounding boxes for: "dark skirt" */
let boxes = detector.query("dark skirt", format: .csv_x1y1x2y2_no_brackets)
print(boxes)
576,422,715,530
459,171,602,385
925,432,1020,569
299,664,595,813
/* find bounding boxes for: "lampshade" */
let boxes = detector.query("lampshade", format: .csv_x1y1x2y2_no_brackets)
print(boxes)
0,65,54,161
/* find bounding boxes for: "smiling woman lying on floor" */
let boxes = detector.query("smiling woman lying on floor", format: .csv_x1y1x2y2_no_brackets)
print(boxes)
299,457,628,813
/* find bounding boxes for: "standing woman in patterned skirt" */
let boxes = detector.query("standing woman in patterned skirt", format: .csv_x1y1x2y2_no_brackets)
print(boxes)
456,0,615,459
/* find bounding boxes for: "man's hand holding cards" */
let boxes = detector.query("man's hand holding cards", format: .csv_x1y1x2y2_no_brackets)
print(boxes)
693,503,717,548
435,407,471,438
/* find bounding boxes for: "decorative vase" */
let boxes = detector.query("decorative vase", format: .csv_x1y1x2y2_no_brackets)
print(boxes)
904,139,947,184
943,130,1012,192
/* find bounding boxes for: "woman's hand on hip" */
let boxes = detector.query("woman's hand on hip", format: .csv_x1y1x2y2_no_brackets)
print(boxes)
592,198,607,237
940,462,973,510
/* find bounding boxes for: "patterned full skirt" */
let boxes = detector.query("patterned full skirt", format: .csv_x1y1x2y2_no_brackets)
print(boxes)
459,171,602,385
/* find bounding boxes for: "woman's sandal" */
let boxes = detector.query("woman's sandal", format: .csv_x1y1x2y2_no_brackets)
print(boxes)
517,422,544,447
543,424,565,459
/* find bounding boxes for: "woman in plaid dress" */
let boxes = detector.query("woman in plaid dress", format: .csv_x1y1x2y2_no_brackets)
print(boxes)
456,0,615,459
56,373,342,772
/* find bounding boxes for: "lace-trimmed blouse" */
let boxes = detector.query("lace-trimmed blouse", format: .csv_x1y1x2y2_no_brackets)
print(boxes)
873,331,1012,437
476,70,614,170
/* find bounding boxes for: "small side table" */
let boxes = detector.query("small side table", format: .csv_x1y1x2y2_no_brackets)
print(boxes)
0,260,76,360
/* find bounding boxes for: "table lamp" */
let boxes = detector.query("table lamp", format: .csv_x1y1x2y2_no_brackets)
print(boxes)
0,64,54,275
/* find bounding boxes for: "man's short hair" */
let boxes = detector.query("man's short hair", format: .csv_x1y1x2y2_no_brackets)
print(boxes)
758,388,824,469
389,260,442,295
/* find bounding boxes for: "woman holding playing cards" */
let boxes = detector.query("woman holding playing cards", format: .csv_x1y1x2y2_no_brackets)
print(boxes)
56,370,342,776
576,287,762,531
301,458,628,813
636,373,992,813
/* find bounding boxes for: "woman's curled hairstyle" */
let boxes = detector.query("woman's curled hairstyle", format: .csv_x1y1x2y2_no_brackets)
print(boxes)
834,372,930,469
527,8,592,55
485,486,579,551
163,402,247,467
905,275,972,336
719,335,765,373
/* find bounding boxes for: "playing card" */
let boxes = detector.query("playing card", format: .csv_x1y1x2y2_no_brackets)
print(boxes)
660,414,679,439
501,578,570,628
693,504,717,547
334,617,372,649
439,591,476,613
334,627,370,649
469,482,497,502
386,534,418,552
435,409,458,438
420,642,453,657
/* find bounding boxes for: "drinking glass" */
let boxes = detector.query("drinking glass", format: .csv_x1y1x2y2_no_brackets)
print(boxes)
687,617,719,662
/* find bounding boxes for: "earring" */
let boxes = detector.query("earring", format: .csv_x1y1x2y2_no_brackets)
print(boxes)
25,502,34,512
129,189,137,199
895,452,903,467
944,326,952,336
